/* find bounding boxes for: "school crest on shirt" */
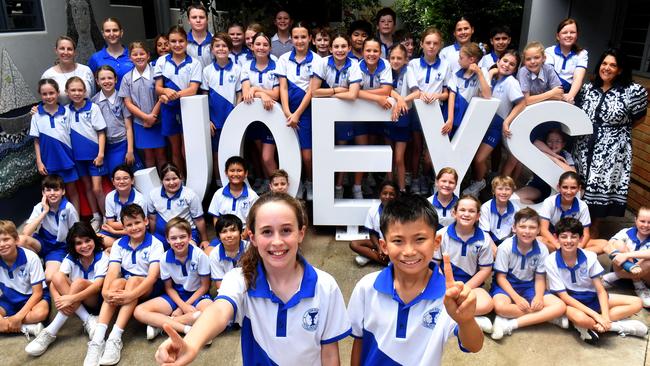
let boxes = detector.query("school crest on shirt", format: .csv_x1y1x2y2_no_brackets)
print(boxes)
268,74,277,81
302,308,319,331
189,261,198,272
529,255,540,267
228,75,237,83
422,306,441,329
141,249,150,261
17,266,29,280
579,266,588,276
84,111,92,120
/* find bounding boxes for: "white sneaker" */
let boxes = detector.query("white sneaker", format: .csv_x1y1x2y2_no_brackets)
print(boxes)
462,179,486,197
84,340,105,366
355,255,371,266
353,186,363,199
90,217,102,232
25,329,56,356
548,315,569,329
613,319,648,337
84,315,98,340
146,325,161,340
335,186,344,199
574,325,599,344
99,338,122,365
634,285,650,308
491,316,513,340
475,316,493,334
305,181,313,201
22,323,44,339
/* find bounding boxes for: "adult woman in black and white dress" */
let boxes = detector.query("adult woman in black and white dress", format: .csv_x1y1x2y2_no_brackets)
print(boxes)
574,48,648,226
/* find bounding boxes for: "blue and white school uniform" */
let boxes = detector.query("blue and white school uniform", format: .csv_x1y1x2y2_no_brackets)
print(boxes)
434,223,494,283
545,45,588,93
408,57,450,131
153,54,203,136
483,74,524,148
0,248,46,316
202,60,242,151
27,198,79,262
539,194,591,231
491,237,548,301
92,90,143,174
29,104,78,182
101,188,146,238
439,43,462,73
347,262,469,366
187,31,214,68
479,199,519,245
312,56,362,141
275,49,322,149
209,240,248,282
445,68,488,137
610,227,650,252
214,259,351,365
385,66,418,142
229,47,252,66
363,201,384,239
207,183,259,230
147,186,204,246
347,51,363,63
109,232,164,279
428,193,458,229
88,46,134,89
545,248,605,311
241,58,280,144
68,99,108,176
478,51,499,70
358,58,393,136
118,65,166,149
60,252,109,282
160,245,211,309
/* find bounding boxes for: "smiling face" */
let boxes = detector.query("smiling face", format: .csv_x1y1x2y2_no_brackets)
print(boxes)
454,20,473,45
73,236,96,259
452,198,480,228
557,23,578,50
491,33,511,54
350,29,368,53
219,225,242,249
156,37,169,56
245,29,257,49
389,47,407,71
557,177,580,203
167,226,190,256
545,130,566,155
130,47,150,69
313,33,330,55
96,69,116,93
523,47,544,74
211,38,230,61
112,169,133,194
557,231,580,254
122,215,148,242
55,39,76,64
270,176,289,194
250,201,305,271
252,35,271,59
599,55,622,86
102,21,123,46
274,11,291,32
66,80,87,104
228,26,244,48
494,185,513,205
0,233,17,259
379,185,397,206
330,36,350,62
380,218,439,276
363,40,381,66
421,33,442,60
168,32,188,57
43,186,65,205
636,209,650,237
436,173,457,198
188,8,207,32
497,53,518,76
291,27,311,53
226,163,246,186
162,171,182,195
513,219,540,246
39,83,59,106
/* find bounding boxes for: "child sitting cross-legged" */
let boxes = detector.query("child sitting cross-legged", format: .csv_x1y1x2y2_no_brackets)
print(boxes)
208,214,248,289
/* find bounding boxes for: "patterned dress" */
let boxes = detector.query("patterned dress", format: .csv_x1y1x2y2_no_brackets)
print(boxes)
573,82,648,218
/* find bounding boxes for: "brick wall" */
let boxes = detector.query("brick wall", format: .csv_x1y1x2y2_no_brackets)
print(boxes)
630,76,650,212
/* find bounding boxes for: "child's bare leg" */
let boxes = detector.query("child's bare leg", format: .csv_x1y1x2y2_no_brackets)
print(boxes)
262,143,277,176
493,294,527,318
98,278,127,325
18,235,41,253
101,235,116,250
23,300,50,324
114,277,146,329
473,288,494,315
584,239,607,254
171,299,212,326
394,142,407,191
566,306,597,330
91,176,105,215
350,240,387,265
81,176,100,214
515,186,541,204
65,182,81,213
133,297,188,333
44,261,61,284
607,294,643,321
154,148,167,171
515,295,566,328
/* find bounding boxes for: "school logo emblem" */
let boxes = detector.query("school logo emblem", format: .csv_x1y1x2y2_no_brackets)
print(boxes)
579,266,588,276
189,262,198,272
242,201,250,209
228,75,237,83
422,307,441,329
142,249,150,261
84,112,91,119
529,255,539,267
18,266,28,280
302,308,319,331
473,245,481,254
268,74,277,81
436,72,442,80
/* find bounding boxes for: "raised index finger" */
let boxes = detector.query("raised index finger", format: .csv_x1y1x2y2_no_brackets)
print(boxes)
163,323,185,346
442,253,455,289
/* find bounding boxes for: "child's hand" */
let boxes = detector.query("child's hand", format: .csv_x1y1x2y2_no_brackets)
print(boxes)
160,95,170,104
37,161,48,175
199,241,210,250
209,122,216,137
468,63,481,74
5,316,22,332
164,88,179,100
442,253,476,323
94,154,104,167
125,151,135,166
243,89,255,103
611,252,633,267
30,105,38,115
502,121,512,138
513,295,531,313
143,113,157,127
41,194,50,213
593,313,611,332
181,303,196,315
562,93,574,104
260,93,275,111
421,92,436,104
155,324,198,366
376,96,392,110
286,113,300,128
530,295,544,312
391,99,408,121
551,87,564,100
441,120,453,135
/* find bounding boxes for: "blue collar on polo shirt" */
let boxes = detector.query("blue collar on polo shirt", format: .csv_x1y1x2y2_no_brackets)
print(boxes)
555,248,587,283
160,186,183,209
627,227,650,250
114,188,136,207
219,240,246,264
374,261,446,306
555,195,580,217
0,247,27,276
448,223,485,256
490,199,515,229
248,256,317,308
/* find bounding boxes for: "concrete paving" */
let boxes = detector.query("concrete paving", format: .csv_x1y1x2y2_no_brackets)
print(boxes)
1,215,649,366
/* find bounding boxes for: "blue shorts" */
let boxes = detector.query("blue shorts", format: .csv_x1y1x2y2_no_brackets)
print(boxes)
106,140,144,176
525,175,552,203
491,282,540,303
161,103,182,137
33,233,67,262
385,124,411,142
161,290,211,310
49,167,79,183
569,291,602,313
76,160,107,177
297,117,312,150
211,127,222,152
482,123,503,148
134,122,166,149
336,122,355,142
247,122,275,145
0,289,51,316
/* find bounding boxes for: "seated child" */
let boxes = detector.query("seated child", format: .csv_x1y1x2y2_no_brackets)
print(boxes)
601,206,650,307
479,175,519,249
427,167,459,229
434,195,495,333
84,204,164,366
134,217,212,340
269,169,290,194
347,194,483,366
208,214,248,288
350,180,398,267
0,220,49,338
20,174,79,283
490,208,567,340
208,156,259,234
25,222,107,356
546,217,647,343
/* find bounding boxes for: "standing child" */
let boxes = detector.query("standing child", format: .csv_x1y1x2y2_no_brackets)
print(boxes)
152,34,169,66
67,76,107,230
427,167,459,229
311,26,331,58
148,163,210,249
227,22,250,66
30,78,80,210
478,26,512,69
84,204,165,366
434,195,495,333
208,214,248,288
244,23,264,62
546,217,647,343
350,180,398,267
155,193,351,365
20,175,79,283
545,18,588,103
271,10,293,58
347,194,483,365
268,169,290,194
93,65,141,175
88,18,133,89
202,33,242,182
99,165,146,249
479,175,519,247
134,217,212,340
185,3,213,68
440,18,476,73
347,20,372,62
0,220,49,338
394,29,415,59
277,22,322,200
154,25,202,176
120,41,167,171
489,208,567,340
375,7,396,58
25,222,107,356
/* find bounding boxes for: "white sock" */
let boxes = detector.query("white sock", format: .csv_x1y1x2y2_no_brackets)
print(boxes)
603,272,620,283
353,184,362,192
91,323,108,343
183,325,192,334
107,326,123,341
75,305,90,322
45,313,68,335
633,280,646,290
20,324,33,333
509,319,519,330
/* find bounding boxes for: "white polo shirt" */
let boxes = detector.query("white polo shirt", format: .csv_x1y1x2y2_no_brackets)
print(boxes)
493,237,548,286
27,198,79,244
363,201,384,239
153,54,203,93
478,51,499,70
428,193,458,228
105,188,146,221
409,57,450,95
0,248,45,303
109,232,164,278
359,58,392,90
393,66,419,97
312,56,362,88
186,31,214,68
434,224,493,283
539,194,591,228
60,251,109,282
347,262,468,366
68,99,107,161
201,60,242,129
214,260,351,365
479,199,518,244
545,248,604,298
490,75,524,122
209,240,248,282
610,227,650,252
440,43,461,73
544,45,588,91
275,50,321,92
29,104,75,171
207,184,259,229
148,186,204,230
161,245,210,293
241,59,279,90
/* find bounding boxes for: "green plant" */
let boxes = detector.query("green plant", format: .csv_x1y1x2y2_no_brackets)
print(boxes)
342,0,381,26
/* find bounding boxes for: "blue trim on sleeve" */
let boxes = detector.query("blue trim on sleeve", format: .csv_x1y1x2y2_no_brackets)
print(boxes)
549,289,566,294
454,325,470,353
590,270,605,278
321,328,352,344
214,295,238,320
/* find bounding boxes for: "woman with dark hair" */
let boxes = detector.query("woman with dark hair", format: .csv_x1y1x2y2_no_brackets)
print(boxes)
573,48,648,229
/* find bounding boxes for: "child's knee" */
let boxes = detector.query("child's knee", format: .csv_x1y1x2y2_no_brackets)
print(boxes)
109,278,127,290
